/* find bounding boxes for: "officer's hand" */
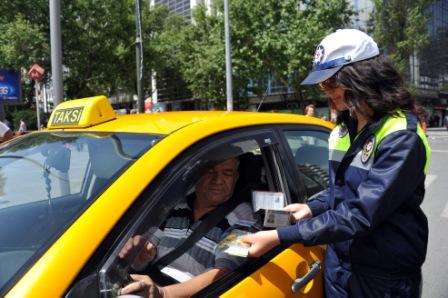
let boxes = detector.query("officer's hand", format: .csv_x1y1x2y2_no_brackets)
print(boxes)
284,203,312,223
241,230,280,258
119,274,165,298
118,235,156,271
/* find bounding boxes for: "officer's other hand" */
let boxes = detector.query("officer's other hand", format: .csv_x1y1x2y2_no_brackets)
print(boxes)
241,230,280,258
118,235,156,271
283,203,312,223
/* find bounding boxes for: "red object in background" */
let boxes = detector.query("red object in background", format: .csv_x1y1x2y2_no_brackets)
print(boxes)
27,64,45,81
144,101,152,113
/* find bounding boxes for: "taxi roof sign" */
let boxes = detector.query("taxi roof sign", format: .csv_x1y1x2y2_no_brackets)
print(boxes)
48,96,116,129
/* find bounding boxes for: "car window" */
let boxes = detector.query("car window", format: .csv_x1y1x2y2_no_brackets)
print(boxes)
283,130,330,198
0,132,160,293
96,129,287,297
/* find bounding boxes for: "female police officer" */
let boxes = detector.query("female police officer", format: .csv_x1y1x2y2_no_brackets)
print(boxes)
242,29,431,297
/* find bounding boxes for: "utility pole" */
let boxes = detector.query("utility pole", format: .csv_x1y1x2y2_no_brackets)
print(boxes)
135,0,145,113
50,0,64,105
224,0,233,111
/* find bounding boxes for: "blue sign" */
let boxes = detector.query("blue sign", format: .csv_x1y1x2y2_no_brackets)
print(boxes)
0,69,22,103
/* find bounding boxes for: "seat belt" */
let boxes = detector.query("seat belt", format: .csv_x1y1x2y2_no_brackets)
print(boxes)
152,196,241,269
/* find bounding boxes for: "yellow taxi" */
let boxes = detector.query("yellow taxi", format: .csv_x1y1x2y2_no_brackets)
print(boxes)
0,96,332,297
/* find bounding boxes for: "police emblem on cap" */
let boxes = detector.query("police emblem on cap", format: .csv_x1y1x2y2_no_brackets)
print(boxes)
338,125,348,138
313,45,325,65
361,135,375,164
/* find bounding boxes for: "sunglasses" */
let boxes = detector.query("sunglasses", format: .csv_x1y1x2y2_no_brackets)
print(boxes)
319,78,339,91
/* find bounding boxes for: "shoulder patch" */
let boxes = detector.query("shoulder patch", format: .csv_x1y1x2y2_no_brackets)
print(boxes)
338,125,348,138
361,135,375,164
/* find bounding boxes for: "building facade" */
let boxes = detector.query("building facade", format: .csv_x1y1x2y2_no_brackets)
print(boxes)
416,0,448,126
351,0,374,31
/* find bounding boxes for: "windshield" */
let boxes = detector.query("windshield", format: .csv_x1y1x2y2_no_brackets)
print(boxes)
0,131,161,292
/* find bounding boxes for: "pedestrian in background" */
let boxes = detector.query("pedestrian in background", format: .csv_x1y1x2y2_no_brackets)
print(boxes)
0,121,14,143
304,104,316,117
416,104,429,134
18,119,27,135
242,29,431,297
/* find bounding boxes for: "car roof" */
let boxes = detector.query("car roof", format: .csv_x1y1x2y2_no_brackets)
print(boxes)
44,95,333,135
79,111,333,135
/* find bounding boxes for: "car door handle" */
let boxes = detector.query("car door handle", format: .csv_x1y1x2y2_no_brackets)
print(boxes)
291,261,322,293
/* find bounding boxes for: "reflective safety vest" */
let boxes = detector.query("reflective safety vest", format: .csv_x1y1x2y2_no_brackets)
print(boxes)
278,110,431,297
329,110,431,180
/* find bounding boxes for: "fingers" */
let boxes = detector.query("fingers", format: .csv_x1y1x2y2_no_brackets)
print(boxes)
283,203,301,212
283,204,295,212
119,274,153,295
146,242,156,260
118,235,148,259
242,230,280,258
240,233,255,245
118,237,135,258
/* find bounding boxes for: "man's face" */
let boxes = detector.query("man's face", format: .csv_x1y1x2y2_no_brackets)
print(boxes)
195,158,239,208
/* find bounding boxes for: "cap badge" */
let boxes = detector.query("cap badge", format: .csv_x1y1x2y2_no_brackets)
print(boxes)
361,135,375,164
313,45,325,66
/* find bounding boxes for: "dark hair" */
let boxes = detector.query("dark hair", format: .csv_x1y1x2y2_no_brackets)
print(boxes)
335,55,415,121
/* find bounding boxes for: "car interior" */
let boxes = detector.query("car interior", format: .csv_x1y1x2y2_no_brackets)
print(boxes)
93,133,290,297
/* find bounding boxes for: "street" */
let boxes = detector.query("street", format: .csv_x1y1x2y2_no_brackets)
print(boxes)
422,127,448,298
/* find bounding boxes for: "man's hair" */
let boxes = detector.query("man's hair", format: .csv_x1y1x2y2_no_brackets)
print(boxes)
335,55,415,121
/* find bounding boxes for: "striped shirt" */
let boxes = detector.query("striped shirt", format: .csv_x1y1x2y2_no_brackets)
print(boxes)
150,198,255,278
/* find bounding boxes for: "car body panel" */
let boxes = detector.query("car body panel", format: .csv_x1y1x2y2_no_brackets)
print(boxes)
4,96,332,297
220,244,324,298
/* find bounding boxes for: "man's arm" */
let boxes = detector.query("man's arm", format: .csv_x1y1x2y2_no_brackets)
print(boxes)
120,268,229,298
164,268,228,297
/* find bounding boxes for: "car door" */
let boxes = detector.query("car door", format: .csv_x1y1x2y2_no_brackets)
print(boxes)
208,124,329,298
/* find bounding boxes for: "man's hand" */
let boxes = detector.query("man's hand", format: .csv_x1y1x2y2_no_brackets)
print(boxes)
119,274,165,298
241,230,280,258
283,203,312,223
118,235,156,271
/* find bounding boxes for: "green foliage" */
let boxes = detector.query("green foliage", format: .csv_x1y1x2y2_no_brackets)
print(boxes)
176,0,353,108
9,108,41,131
0,0,353,110
372,0,431,76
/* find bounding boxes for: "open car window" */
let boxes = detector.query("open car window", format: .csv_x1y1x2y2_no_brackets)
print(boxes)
283,129,330,199
95,129,292,297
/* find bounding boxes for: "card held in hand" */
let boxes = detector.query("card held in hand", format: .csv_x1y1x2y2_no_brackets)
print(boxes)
252,191,291,228
216,229,251,257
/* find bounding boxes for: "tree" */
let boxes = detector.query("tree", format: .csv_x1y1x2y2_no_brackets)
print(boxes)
372,0,432,77
0,0,354,111
177,0,354,109
141,5,189,100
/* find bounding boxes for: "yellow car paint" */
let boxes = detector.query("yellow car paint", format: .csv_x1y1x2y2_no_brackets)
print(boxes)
6,96,331,297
